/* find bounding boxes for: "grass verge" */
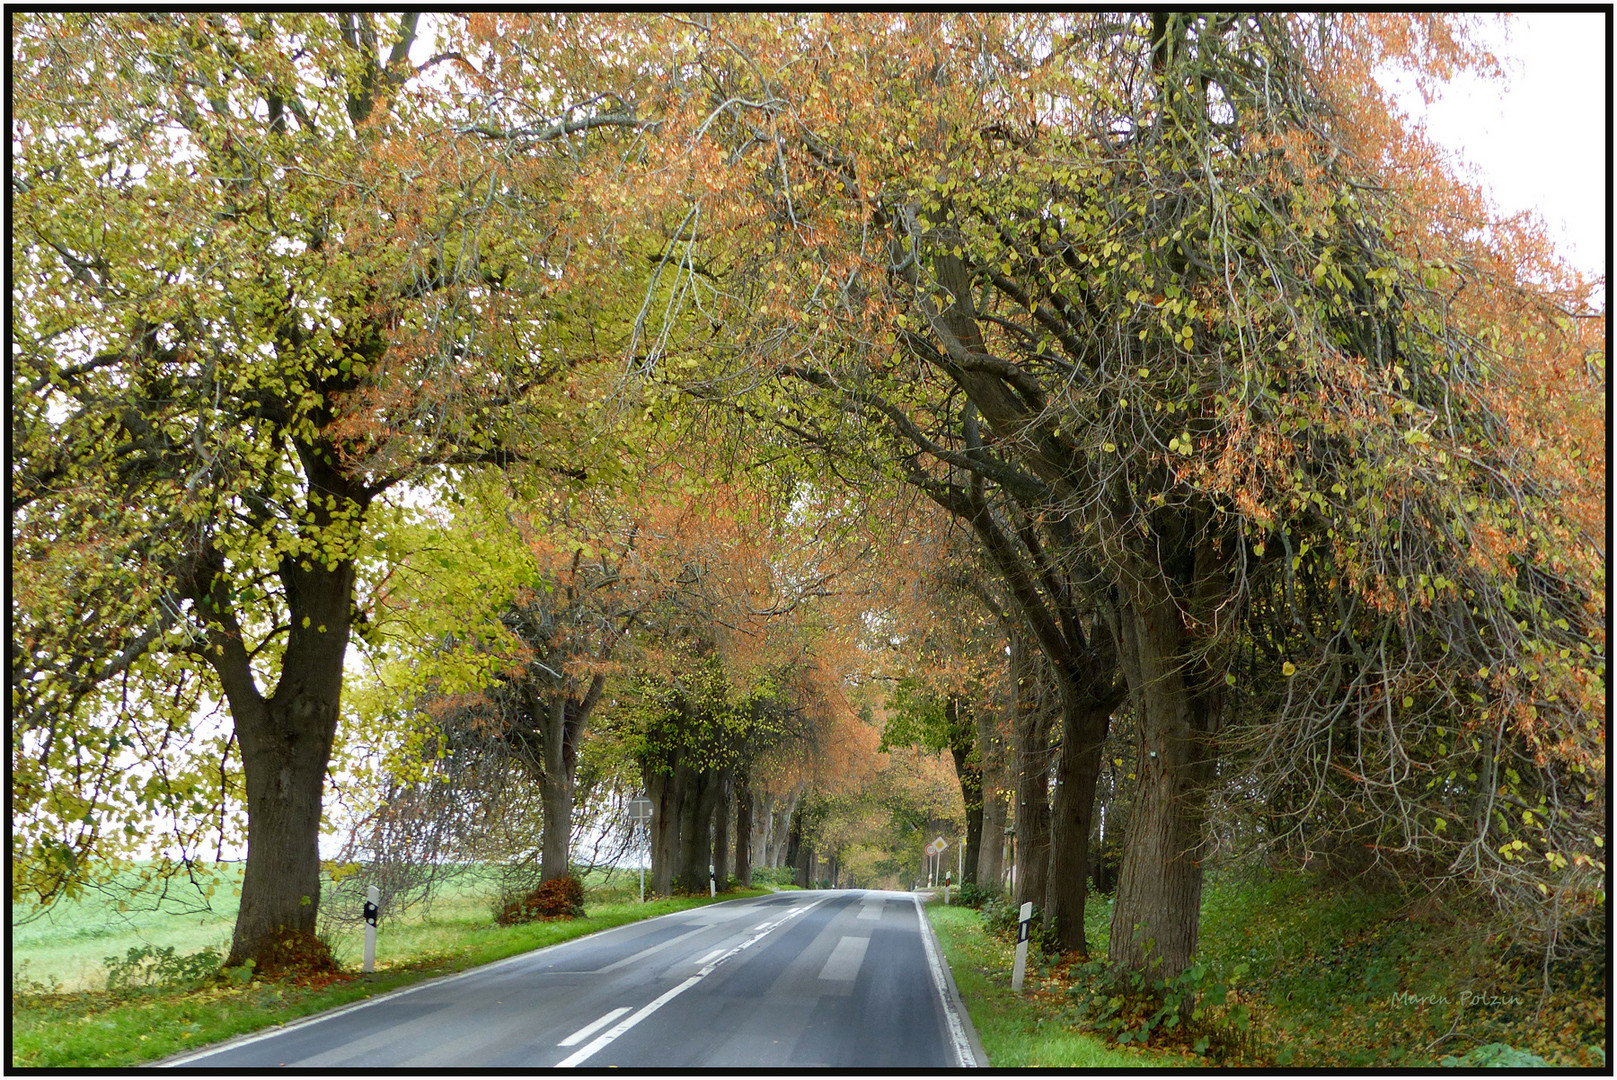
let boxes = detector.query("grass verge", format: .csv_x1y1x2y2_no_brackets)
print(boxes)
10,888,769,1069
925,902,1183,1068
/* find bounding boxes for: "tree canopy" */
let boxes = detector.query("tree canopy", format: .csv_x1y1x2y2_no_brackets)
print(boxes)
11,12,1604,976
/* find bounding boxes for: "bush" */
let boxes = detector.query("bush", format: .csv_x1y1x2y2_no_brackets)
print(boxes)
980,897,1044,948
948,881,1000,909
103,944,225,991
1063,953,1255,1061
494,874,587,925
749,866,797,888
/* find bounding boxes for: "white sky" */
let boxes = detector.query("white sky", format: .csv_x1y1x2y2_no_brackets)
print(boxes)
1383,11,1609,284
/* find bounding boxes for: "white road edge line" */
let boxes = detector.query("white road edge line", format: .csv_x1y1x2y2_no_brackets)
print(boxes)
558,1006,631,1047
694,948,725,966
556,895,830,1068
912,894,980,1068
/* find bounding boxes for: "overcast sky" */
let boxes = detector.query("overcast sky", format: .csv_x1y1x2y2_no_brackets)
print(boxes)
1385,11,1608,283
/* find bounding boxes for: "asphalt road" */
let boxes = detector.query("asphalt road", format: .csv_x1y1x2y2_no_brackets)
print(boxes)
161,890,983,1069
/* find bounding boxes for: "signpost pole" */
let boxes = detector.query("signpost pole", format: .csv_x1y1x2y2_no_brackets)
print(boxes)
626,796,654,903
1011,901,1033,992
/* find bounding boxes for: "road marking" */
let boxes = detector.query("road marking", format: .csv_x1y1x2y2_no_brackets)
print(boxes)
591,926,707,973
817,935,869,981
694,948,725,966
912,895,980,1068
154,897,760,1068
556,894,830,1068
558,1006,631,1047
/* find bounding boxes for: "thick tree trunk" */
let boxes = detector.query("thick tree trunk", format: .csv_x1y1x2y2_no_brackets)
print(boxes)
1107,578,1220,978
215,550,354,972
230,697,336,971
1044,694,1110,955
734,772,753,887
678,768,722,891
539,694,571,882
975,707,1008,893
537,675,605,883
647,756,688,896
1010,640,1055,915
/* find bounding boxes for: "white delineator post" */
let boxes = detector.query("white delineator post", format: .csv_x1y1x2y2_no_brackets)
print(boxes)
1011,901,1033,993
709,863,716,898
362,885,380,974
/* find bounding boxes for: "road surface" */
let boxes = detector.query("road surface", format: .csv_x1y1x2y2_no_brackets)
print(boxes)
161,890,983,1069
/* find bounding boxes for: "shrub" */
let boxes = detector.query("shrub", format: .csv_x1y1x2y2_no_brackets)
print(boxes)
103,944,225,991
750,866,796,888
1063,953,1255,1061
980,897,1045,949
494,874,587,925
948,881,1000,909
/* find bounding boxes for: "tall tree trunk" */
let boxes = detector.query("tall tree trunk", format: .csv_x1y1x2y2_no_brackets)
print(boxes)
213,550,354,972
711,769,733,888
539,694,571,882
975,707,1008,892
946,696,984,886
679,768,722,891
1107,572,1221,977
771,790,799,868
647,756,688,896
1010,638,1055,914
538,675,606,882
1044,693,1110,955
734,771,754,887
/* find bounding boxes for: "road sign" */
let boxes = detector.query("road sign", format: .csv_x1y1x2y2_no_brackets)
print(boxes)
925,839,944,856
932,835,947,851
628,797,654,903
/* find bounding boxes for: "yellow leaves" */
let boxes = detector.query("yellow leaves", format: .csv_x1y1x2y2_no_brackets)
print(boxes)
1282,661,1296,676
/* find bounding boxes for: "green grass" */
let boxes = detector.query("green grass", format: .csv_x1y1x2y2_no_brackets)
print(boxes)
12,865,249,994
925,902,1182,1068
1186,870,1606,1068
10,878,771,1069
965,871,1606,1069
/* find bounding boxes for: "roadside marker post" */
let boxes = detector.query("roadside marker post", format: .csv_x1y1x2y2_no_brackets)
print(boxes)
362,885,380,974
709,863,716,898
1010,901,1033,993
